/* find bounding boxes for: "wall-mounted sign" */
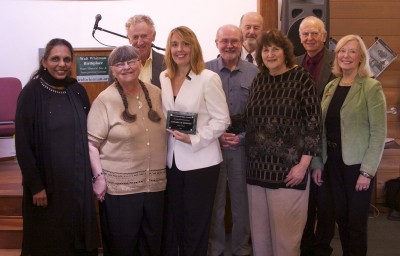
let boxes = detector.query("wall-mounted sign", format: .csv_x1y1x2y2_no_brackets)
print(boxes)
76,56,109,83
368,38,397,78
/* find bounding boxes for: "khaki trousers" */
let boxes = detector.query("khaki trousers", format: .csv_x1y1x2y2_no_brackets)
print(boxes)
247,179,309,256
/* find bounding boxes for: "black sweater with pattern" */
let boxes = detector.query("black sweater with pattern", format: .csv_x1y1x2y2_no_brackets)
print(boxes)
245,66,322,190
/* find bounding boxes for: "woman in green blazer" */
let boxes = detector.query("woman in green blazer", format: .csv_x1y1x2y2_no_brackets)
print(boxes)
311,35,386,256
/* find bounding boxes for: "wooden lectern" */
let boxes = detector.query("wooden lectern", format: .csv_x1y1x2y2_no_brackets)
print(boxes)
71,48,114,103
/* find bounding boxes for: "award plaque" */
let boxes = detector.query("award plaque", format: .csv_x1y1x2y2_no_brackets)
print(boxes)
166,110,198,135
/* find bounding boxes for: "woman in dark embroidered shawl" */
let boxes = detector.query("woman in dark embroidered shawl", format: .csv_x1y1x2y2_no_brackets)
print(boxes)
15,38,100,256
244,29,322,255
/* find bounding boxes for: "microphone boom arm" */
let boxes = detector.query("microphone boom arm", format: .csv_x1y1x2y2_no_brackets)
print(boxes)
95,26,165,51
97,26,128,39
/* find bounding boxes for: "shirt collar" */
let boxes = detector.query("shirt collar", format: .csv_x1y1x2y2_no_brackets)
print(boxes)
142,50,153,67
304,49,324,64
241,46,254,58
217,56,241,72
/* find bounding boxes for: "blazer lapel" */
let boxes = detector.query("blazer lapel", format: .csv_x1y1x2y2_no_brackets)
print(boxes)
163,77,175,111
321,79,339,122
174,71,194,107
151,50,162,87
316,48,334,97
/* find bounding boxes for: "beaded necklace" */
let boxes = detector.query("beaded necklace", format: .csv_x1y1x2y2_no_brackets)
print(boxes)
40,78,67,94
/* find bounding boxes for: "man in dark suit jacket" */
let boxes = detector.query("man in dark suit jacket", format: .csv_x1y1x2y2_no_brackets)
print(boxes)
125,14,165,88
239,12,264,66
296,16,336,256
297,46,334,97
296,18,335,97
150,49,165,87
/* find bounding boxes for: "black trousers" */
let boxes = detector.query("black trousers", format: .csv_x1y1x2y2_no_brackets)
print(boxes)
163,160,220,256
301,169,335,256
326,148,373,256
100,191,165,256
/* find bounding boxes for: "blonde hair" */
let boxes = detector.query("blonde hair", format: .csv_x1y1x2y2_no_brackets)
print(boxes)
164,26,205,79
332,35,372,77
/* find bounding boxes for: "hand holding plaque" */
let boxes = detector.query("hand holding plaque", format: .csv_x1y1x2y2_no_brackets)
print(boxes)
166,110,198,135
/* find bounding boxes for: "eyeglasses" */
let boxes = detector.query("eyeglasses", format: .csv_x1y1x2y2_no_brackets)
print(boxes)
300,31,321,38
218,39,241,46
112,59,139,69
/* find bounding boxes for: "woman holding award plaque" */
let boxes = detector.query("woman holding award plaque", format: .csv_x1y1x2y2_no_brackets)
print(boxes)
87,45,167,256
160,26,230,255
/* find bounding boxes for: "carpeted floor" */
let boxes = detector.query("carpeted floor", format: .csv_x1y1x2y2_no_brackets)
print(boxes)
331,209,400,256
97,208,400,256
221,208,400,256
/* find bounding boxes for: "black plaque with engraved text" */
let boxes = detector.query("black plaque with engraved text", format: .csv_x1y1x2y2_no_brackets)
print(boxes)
166,110,197,135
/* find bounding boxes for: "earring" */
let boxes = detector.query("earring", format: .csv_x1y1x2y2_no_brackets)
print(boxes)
44,67,47,71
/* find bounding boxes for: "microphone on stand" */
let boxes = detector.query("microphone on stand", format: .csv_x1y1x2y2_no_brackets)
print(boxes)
92,14,102,37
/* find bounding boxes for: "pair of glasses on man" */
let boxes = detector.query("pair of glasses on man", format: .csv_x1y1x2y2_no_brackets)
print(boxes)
218,39,241,46
112,59,139,70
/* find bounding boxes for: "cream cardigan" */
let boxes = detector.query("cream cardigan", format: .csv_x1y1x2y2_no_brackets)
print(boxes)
87,82,167,195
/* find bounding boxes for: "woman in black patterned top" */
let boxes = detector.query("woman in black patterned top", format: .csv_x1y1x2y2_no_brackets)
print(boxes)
244,29,322,256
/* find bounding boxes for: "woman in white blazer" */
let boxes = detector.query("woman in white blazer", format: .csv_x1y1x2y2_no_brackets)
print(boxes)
160,26,230,256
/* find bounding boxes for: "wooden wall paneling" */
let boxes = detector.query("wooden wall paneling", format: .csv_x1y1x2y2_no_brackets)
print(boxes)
330,2,400,19
386,110,400,124
387,123,400,139
379,71,400,88
257,0,278,30
330,19,400,36
331,0,399,2
377,60,400,72
383,87,400,106
387,114,400,124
